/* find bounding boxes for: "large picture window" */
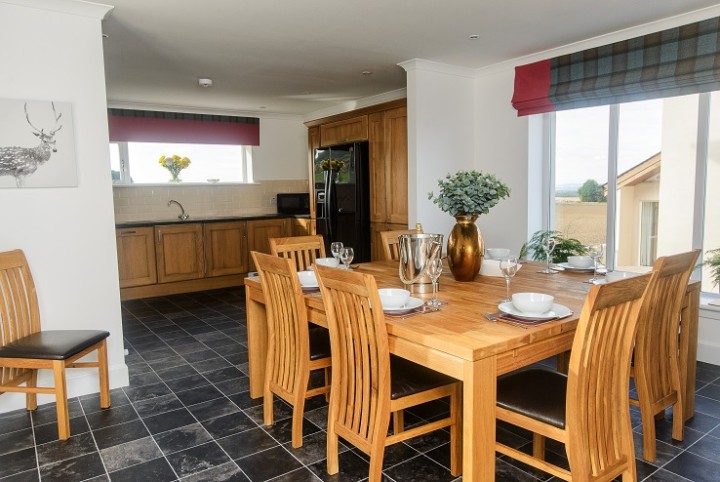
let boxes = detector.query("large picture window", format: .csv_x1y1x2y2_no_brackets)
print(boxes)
110,142,253,184
549,93,718,293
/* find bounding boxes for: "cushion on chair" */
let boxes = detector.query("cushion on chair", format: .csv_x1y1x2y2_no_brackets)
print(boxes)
390,355,456,400
0,330,109,360
496,367,568,429
308,326,331,360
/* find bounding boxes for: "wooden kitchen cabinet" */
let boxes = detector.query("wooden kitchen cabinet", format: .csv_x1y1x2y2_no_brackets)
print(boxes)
247,218,291,271
204,221,248,277
115,227,157,288
155,223,205,283
319,115,368,147
369,106,408,260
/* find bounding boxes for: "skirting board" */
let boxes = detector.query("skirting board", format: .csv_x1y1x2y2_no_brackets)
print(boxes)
0,362,129,414
698,304,720,366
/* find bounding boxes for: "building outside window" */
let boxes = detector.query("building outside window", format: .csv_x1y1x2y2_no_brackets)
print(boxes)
548,93,719,294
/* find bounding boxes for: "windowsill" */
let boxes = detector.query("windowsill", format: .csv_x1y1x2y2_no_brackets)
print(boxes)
700,292,720,317
112,182,259,187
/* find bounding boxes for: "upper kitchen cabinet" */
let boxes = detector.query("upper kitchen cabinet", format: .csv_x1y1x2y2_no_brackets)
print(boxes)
319,115,368,147
369,106,408,226
155,223,205,283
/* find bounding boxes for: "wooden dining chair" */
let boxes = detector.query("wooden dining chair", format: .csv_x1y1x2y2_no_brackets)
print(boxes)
380,229,419,261
269,234,326,271
631,249,700,462
315,265,461,482
0,249,111,441
251,251,331,448
494,272,653,482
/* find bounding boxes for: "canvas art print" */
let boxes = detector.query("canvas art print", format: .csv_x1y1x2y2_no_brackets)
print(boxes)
0,99,77,188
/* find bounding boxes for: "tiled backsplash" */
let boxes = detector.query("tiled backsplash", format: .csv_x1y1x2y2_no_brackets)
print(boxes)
112,180,308,223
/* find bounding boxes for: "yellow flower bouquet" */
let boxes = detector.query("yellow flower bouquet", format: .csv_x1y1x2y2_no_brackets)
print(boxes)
159,154,191,182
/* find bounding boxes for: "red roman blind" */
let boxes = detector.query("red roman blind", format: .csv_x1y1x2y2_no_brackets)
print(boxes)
108,109,260,145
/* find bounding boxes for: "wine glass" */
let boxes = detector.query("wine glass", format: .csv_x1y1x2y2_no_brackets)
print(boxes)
587,243,604,283
539,236,557,274
425,257,445,308
499,257,519,303
330,242,344,264
340,247,354,270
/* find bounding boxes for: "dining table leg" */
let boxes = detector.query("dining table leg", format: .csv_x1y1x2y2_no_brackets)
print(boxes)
463,356,497,482
245,284,267,398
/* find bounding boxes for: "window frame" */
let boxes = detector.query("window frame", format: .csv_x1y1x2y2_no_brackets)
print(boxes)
110,141,254,185
544,93,710,288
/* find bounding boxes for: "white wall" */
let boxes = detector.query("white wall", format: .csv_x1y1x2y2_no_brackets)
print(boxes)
253,114,308,182
0,0,128,413
400,59,476,242
474,67,531,254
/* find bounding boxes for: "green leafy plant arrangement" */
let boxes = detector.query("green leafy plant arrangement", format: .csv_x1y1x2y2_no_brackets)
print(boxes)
428,170,510,216
519,230,588,263
703,248,720,290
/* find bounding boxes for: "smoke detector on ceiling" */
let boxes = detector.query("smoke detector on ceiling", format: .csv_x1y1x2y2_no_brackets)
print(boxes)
198,78,213,88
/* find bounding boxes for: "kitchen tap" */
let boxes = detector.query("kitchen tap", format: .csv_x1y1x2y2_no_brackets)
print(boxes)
168,199,189,220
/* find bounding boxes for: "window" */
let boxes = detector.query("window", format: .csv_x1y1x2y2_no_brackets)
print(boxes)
550,93,717,293
111,141,253,185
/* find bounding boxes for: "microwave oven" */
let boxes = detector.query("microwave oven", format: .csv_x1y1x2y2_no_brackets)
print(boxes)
276,192,310,215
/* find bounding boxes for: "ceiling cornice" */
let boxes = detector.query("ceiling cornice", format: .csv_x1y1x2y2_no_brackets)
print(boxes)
399,59,475,79
1,0,113,19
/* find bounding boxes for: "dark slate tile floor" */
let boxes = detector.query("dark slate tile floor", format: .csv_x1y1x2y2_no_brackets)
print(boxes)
1,287,719,481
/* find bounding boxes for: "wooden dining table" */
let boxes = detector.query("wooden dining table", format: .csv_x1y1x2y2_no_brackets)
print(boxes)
244,260,700,482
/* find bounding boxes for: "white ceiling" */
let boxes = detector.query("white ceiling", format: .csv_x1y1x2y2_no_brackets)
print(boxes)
101,0,720,117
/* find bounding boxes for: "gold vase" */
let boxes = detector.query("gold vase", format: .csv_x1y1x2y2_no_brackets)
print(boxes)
447,215,484,282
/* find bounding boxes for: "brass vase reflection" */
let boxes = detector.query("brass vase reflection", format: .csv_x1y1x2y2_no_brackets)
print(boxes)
447,215,484,282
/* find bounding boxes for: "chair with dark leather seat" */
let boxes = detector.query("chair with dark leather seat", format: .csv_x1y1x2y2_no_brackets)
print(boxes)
251,251,331,448
494,272,653,482
0,249,111,441
269,234,326,271
631,250,700,462
315,265,461,482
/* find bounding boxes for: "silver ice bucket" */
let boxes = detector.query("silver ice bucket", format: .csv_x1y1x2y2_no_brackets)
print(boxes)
398,233,443,294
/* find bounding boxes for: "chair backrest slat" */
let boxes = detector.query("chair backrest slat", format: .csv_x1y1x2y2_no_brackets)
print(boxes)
316,265,391,449
566,272,653,479
270,235,326,271
635,250,699,404
0,250,42,389
380,230,418,261
252,251,310,401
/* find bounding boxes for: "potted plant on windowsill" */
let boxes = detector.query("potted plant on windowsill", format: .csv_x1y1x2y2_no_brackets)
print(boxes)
428,170,510,281
520,230,588,263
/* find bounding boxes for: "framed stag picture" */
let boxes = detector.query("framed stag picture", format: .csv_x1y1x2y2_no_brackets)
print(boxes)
0,98,77,188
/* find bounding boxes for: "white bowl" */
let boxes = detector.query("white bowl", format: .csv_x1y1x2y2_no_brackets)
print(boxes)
315,257,339,268
512,292,554,315
605,270,640,283
297,270,317,287
378,288,411,309
567,255,593,268
486,248,510,260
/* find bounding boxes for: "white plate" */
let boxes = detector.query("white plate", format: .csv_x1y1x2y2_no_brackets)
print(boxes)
383,297,424,314
301,282,319,289
556,262,604,273
498,302,572,321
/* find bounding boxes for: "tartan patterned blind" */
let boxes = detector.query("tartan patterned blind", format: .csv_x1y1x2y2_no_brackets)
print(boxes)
512,16,720,116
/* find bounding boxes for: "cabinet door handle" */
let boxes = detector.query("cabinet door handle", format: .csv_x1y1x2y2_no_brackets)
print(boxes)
156,229,162,245
119,230,136,236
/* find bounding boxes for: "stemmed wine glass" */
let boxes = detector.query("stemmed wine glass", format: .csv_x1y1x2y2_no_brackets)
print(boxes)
500,257,519,303
340,247,354,270
587,243,604,283
425,257,445,308
538,235,557,274
330,242,344,265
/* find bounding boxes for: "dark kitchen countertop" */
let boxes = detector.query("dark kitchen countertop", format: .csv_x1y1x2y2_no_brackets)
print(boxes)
115,213,310,228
